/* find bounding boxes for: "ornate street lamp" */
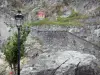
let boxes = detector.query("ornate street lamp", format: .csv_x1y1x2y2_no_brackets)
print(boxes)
14,10,24,75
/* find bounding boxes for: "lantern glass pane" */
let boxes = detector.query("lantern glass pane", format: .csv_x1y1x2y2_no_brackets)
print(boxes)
16,19,23,27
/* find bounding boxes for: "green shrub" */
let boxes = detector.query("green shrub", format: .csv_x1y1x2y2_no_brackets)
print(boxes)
3,27,30,74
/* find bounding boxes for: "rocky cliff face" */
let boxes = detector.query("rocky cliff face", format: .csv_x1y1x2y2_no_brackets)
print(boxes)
21,50,100,75
64,0,100,15
0,0,17,48
0,0,100,75
19,0,100,74
0,1,17,74
20,26,100,75
22,0,100,19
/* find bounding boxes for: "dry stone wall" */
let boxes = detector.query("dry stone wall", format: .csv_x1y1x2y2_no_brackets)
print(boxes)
31,27,100,59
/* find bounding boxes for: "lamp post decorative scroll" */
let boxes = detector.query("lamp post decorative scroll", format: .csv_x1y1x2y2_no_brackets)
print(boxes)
14,10,24,75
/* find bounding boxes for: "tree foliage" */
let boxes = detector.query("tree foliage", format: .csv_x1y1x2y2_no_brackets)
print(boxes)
3,27,30,73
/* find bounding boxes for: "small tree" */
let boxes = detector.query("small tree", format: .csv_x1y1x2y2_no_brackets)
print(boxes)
3,27,30,74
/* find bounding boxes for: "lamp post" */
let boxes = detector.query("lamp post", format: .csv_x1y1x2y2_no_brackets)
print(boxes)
14,10,24,75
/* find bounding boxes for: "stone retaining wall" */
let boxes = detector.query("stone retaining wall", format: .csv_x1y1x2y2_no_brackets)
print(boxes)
31,28,100,59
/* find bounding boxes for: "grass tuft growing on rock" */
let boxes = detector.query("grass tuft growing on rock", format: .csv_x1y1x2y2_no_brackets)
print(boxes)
24,9,88,27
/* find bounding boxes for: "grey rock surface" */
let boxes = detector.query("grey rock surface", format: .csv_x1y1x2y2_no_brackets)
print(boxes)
64,0,100,16
21,26,100,75
30,26,100,58
0,57,8,75
21,50,100,75
0,0,100,75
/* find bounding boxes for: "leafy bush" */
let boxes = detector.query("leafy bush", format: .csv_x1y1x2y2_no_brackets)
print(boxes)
3,27,30,74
